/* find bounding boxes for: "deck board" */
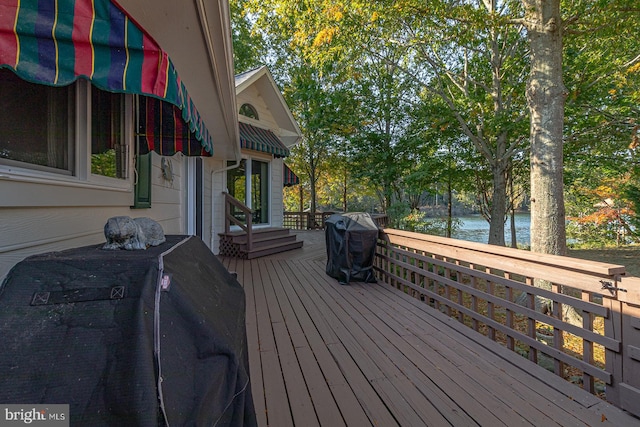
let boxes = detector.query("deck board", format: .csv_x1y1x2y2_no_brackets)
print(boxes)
220,231,640,426
272,260,377,427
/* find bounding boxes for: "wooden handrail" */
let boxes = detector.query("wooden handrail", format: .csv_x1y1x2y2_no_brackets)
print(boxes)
374,227,640,412
223,192,253,252
283,211,389,230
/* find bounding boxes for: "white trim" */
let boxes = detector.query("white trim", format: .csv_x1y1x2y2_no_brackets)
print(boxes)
227,153,273,227
0,80,134,193
186,156,197,235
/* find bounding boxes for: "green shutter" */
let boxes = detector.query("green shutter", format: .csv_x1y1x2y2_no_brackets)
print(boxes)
132,152,152,208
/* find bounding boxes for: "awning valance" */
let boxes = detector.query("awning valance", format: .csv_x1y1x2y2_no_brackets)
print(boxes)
239,122,289,158
137,97,210,157
283,163,299,187
0,0,213,154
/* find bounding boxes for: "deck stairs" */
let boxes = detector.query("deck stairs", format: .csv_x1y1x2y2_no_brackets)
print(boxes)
219,227,303,259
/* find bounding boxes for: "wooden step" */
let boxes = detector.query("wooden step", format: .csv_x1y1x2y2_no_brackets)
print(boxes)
246,240,304,259
219,227,304,259
223,227,292,244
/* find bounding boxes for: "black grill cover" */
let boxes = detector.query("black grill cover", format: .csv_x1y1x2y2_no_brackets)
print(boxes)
325,212,379,285
0,235,256,427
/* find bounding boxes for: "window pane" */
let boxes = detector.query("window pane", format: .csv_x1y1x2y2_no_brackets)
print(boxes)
91,86,125,178
252,159,269,224
227,159,247,222
0,69,73,172
239,103,258,120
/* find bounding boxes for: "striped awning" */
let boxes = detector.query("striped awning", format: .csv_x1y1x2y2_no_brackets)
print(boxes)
283,163,299,187
239,122,289,158
0,0,213,155
137,97,210,156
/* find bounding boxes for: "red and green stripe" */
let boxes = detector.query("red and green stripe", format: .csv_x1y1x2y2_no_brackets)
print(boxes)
0,0,212,154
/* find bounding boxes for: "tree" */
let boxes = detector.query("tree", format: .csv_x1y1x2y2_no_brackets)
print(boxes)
284,64,360,214
562,0,640,247
346,54,418,216
272,0,531,245
519,0,567,256
402,94,477,237
229,0,266,73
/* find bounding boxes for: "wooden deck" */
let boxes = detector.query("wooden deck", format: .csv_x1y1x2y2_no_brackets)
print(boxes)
220,231,640,426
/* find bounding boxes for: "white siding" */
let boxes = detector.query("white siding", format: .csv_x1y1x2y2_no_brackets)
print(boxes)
142,152,185,232
236,87,280,134
209,158,227,254
0,152,186,281
271,157,284,228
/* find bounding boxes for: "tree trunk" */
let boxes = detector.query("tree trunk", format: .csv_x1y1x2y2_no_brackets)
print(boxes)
446,177,453,238
509,169,518,248
342,171,348,212
309,167,317,217
520,0,582,325
524,0,567,257
488,159,508,246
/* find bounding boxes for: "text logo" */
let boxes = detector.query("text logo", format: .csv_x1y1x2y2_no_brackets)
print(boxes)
0,405,68,426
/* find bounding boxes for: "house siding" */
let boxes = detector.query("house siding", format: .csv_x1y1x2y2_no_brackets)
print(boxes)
236,87,280,134
0,153,187,281
0,0,239,281
210,158,227,254
271,157,284,228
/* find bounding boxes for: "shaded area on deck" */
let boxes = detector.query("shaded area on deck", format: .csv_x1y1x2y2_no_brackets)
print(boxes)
221,231,639,426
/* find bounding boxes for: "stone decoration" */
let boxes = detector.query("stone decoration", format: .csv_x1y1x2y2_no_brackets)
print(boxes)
103,216,166,250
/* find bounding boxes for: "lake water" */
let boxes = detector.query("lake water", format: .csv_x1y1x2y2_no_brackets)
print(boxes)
452,213,531,246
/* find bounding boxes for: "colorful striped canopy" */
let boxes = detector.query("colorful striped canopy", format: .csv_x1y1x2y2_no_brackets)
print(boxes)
283,163,299,187
239,122,289,158
0,0,213,155
138,97,210,157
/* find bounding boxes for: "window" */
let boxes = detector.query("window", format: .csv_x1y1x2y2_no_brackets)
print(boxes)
227,159,248,222
227,158,270,225
239,103,259,120
0,69,129,183
251,159,269,224
0,69,74,174
91,86,126,179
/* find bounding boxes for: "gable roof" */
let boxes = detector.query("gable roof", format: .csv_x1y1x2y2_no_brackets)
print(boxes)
235,66,302,148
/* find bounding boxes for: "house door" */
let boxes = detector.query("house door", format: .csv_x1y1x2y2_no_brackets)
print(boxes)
186,157,203,238
227,158,270,225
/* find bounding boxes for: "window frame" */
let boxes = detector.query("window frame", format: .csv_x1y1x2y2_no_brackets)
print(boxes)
0,78,133,191
0,69,76,176
226,154,272,227
239,103,259,120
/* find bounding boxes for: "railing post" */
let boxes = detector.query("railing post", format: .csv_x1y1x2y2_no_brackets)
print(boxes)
224,193,231,233
246,213,253,252
604,296,623,407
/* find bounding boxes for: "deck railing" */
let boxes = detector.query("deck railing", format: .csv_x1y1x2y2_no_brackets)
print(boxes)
284,211,389,230
223,192,253,252
283,211,334,230
374,228,640,416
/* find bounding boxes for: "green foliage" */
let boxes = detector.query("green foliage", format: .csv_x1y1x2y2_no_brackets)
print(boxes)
232,0,640,248
393,207,462,237
563,0,640,219
623,184,640,232
566,221,621,249
230,0,267,73
91,149,117,178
